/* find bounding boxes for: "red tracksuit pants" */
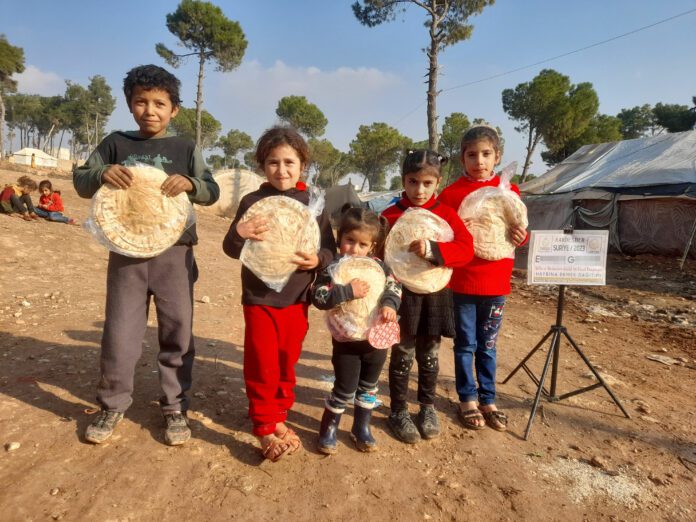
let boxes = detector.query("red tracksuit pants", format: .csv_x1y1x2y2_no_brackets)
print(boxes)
243,303,308,436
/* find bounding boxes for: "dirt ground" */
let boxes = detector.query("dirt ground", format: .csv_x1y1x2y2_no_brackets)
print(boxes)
1,166,695,521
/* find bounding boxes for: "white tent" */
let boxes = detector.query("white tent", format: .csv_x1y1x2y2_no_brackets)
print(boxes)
9,148,58,168
521,131,696,257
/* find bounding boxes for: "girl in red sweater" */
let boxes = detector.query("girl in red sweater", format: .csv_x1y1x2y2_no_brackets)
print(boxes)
438,126,527,432
35,180,77,225
382,150,474,443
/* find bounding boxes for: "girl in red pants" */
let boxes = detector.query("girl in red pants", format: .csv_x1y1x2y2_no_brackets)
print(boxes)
222,126,336,461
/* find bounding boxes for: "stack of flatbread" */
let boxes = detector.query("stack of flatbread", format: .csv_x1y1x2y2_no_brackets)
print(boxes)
458,187,528,260
327,256,385,341
384,208,454,294
197,168,264,219
239,196,320,292
90,165,192,258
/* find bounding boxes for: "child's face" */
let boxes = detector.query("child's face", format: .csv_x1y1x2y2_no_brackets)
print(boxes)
40,187,51,197
263,144,304,192
461,139,501,180
403,170,440,206
339,229,375,257
129,86,179,138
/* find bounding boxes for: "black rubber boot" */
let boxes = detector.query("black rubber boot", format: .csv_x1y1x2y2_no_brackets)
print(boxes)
350,405,377,452
318,408,342,455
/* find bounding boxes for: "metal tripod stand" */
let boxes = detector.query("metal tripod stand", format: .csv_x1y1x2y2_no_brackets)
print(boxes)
503,285,631,440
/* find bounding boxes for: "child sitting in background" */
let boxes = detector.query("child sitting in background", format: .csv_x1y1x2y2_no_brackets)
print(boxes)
0,175,39,220
34,180,77,225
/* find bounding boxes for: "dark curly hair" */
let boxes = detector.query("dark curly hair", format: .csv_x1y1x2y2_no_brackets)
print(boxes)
255,126,310,168
123,64,182,107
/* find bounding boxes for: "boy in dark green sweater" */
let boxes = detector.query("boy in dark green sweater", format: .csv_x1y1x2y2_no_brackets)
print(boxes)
73,64,219,446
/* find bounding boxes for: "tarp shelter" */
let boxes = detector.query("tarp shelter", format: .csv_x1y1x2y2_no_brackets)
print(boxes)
521,130,696,257
9,148,58,168
359,189,402,214
324,184,363,225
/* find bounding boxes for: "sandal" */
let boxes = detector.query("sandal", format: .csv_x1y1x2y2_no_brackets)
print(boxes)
458,408,486,430
480,409,508,432
277,426,302,455
259,434,292,462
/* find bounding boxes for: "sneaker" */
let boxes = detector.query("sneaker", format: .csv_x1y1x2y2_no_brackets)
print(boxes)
164,412,191,446
85,410,124,444
387,409,420,444
416,404,441,439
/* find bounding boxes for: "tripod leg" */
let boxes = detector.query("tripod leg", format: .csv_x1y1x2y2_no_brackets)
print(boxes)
562,331,631,419
503,328,555,384
524,330,559,440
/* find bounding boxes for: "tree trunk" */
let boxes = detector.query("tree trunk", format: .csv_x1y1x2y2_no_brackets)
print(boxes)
0,93,5,159
426,20,440,152
94,113,99,151
520,129,541,184
195,52,206,149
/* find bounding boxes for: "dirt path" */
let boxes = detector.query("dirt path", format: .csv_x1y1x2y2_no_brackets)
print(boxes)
1,167,694,521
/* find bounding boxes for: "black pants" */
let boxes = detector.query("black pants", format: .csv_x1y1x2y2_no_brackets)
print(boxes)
2,194,35,213
98,245,197,413
389,334,441,411
326,339,387,413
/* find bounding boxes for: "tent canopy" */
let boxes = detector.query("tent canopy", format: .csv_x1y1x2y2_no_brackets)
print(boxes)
521,130,696,197
10,147,58,168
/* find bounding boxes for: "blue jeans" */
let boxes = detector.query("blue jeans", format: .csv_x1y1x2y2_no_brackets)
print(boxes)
452,294,506,405
34,207,70,223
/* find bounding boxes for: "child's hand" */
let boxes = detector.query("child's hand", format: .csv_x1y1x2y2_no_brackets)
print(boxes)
349,278,369,298
160,174,194,197
102,165,133,189
380,306,397,323
510,225,527,246
408,239,427,258
237,215,269,240
293,251,319,271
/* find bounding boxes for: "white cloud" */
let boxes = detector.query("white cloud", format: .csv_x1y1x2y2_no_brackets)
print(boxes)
15,65,65,96
203,60,406,150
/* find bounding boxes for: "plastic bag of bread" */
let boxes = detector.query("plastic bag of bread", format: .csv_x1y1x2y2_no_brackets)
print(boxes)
85,163,195,258
325,256,386,342
239,187,324,292
384,207,454,293
458,162,528,261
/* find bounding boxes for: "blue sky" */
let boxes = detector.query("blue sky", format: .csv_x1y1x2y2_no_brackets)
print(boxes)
3,0,696,178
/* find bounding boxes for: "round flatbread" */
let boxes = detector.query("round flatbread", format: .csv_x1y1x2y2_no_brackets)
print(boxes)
458,188,528,261
327,256,386,341
239,196,320,291
198,168,264,218
91,165,192,258
384,208,454,294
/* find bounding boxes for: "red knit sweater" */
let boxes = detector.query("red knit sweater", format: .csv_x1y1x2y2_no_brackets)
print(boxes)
438,175,526,296
382,194,474,268
39,192,64,212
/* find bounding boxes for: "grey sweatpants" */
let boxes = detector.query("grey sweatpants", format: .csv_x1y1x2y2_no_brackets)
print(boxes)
97,245,197,413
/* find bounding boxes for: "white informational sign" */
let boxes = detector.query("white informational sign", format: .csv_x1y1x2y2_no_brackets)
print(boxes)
527,230,608,286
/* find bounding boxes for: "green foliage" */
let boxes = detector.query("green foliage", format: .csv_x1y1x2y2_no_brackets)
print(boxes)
352,1,495,150
616,104,656,139
156,0,247,147
389,175,403,190
349,122,412,191
503,69,599,173
276,96,328,138
170,106,221,149
0,35,25,92
541,114,621,165
439,112,469,184
652,102,696,133
206,154,226,171
217,129,253,167
158,0,247,71
308,138,352,188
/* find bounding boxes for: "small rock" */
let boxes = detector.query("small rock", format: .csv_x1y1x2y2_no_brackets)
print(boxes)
5,442,21,451
50,488,60,496
206,341,217,347
589,455,608,469
199,296,211,304
21,300,31,307
194,392,207,399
